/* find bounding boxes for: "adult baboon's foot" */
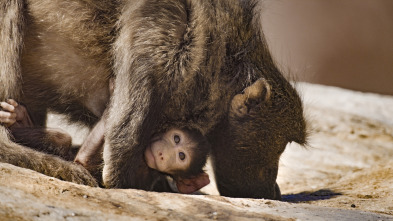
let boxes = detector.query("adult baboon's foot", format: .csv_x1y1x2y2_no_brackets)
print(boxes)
27,155,99,187
52,160,99,187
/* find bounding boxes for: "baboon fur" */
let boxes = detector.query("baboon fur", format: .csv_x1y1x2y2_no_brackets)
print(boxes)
0,0,307,199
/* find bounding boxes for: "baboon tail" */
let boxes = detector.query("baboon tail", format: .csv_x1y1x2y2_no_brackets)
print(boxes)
0,0,25,100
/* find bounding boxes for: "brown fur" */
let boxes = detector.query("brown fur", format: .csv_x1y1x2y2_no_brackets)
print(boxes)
0,0,24,100
11,127,73,159
0,0,307,199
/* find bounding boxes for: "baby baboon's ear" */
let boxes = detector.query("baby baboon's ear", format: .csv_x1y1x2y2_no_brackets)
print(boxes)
230,78,271,117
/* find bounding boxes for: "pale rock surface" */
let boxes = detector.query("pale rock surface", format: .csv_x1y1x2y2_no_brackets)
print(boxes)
1,83,392,220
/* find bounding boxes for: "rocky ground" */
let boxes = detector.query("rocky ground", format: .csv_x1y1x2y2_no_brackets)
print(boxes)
0,83,392,220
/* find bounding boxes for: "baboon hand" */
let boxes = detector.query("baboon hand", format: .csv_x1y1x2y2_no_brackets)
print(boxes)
0,100,18,127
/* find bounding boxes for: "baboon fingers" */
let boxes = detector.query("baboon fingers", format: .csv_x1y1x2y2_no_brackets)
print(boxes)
0,118,16,126
6,99,19,108
0,101,16,112
0,111,12,119
67,163,99,187
0,111,16,126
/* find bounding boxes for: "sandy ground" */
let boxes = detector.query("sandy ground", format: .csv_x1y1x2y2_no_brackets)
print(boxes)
1,83,392,220
277,84,393,215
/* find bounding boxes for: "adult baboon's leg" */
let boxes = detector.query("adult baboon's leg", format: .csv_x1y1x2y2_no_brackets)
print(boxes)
0,0,97,186
0,0,24,100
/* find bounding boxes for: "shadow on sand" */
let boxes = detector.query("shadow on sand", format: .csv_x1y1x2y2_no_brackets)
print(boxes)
282,189,341,203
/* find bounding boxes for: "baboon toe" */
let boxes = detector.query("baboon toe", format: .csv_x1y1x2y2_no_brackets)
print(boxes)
63,164,99,187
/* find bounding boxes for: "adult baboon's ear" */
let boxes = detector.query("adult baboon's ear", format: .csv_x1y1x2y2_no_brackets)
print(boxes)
230,78,271,117
175,172,210,194
244,78,271,102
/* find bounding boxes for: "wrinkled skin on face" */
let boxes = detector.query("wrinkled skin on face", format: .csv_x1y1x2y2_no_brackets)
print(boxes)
144,129,193,173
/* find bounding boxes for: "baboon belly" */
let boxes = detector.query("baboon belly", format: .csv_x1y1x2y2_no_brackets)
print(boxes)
21,32,110,118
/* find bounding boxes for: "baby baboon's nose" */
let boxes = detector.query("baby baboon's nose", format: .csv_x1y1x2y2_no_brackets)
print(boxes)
159,152,163,160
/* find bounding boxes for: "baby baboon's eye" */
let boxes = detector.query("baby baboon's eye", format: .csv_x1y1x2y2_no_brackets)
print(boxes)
174,135,180,144
179,152,186,161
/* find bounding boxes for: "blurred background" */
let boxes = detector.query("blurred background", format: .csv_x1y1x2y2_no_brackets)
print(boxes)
260,0,393,95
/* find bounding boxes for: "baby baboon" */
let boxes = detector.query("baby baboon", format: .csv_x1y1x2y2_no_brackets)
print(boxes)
143,128,210,193
0,0,307,199
75,125,211,193
1,100,210,193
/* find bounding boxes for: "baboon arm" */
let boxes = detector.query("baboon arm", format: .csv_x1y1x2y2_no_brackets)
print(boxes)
103,73,160,188
75,117,105,169
102,0,190,189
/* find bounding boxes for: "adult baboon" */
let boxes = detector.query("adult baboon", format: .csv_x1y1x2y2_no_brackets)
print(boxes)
0,0,307,199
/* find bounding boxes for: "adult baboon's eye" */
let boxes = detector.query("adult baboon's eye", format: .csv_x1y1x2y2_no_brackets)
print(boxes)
179,152,186,161
174,135,180,144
